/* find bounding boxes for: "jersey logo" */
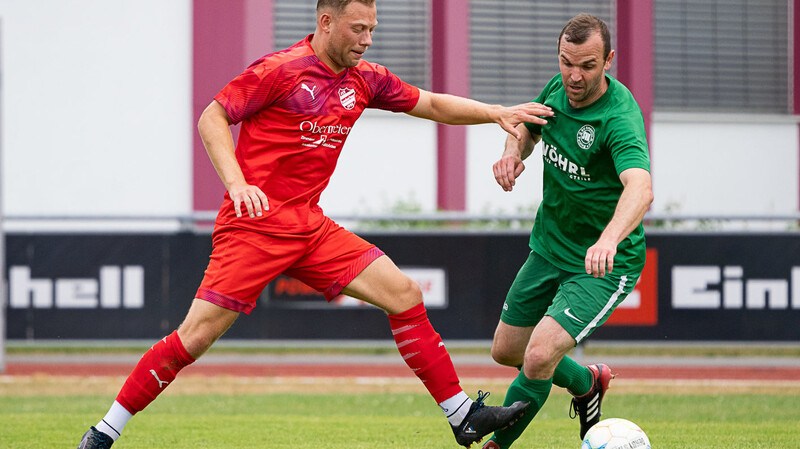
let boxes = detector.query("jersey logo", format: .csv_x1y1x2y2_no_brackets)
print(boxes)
543,143,592,182
577,124,595,149
300,83,317,99
564,308,585,324
338,87,356,110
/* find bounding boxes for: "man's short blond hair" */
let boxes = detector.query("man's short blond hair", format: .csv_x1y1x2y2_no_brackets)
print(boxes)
316,0,375,15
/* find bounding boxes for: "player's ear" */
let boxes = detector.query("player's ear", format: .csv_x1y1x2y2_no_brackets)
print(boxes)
604,49,615,71
317,11,333,33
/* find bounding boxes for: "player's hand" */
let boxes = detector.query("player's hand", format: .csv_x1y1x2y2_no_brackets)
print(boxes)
585,239,617,278
228,182,269,218
493,154,526,191
496,102,552,140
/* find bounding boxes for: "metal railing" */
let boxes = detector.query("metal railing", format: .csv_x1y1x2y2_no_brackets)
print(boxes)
3,212,800,234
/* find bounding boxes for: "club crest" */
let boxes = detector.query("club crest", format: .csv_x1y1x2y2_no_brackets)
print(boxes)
338,87,356,110
577,124,595,150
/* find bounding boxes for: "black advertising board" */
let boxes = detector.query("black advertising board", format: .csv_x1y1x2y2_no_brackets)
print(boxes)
593,232,800,341
6,234,174,339
5,232,799,341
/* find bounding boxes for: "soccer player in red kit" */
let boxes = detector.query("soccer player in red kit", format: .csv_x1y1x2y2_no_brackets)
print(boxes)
77,1,553,448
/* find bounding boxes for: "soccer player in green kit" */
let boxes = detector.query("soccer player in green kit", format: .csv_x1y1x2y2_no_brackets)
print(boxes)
482,14,653,449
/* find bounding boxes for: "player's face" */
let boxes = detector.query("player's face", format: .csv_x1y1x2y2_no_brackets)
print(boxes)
558,31,614,108
326,2,377,72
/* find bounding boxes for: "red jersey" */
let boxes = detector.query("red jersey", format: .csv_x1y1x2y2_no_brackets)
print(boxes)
213,35,420,233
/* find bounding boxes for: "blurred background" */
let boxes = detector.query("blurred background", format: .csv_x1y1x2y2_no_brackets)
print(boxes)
0,0,798,353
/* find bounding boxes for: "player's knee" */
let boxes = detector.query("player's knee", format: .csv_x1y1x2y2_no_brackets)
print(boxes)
521,346,556,379
178,316,229,358
177,327,217,359
396,277,423,309
491,343,521,367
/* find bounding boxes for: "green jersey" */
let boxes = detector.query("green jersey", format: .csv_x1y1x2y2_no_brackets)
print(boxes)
524,74,650,274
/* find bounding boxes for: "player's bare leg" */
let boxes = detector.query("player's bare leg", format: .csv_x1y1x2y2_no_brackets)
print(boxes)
489,321,533,368
484,317,574,449
343,255,528,447
520,317,575,380
177,299,240,358
77,300,239,448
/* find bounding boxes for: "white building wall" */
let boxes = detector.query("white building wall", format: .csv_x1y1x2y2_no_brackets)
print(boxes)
648,113,799,216
462,115,800,218
466,123,544,215
0,0,192,218
329,115,800,218
322,110,437,216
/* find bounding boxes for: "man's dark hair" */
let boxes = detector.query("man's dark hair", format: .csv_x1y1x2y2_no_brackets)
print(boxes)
317,0,375,14
558,14,611,60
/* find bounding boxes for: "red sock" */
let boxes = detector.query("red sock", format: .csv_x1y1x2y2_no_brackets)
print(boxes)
115,330,195,414
388,303,462,403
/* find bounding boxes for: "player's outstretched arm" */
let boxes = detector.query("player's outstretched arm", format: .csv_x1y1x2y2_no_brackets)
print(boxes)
584,167,653,277
198,100,269,218
406,89,552,140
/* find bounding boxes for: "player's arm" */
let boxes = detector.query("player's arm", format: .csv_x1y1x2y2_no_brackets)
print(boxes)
197,100,269,218
406,89,552,140
585,167,653,277
493,125,542,192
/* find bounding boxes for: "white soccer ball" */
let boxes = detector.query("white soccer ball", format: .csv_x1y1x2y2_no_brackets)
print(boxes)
580,418,651,449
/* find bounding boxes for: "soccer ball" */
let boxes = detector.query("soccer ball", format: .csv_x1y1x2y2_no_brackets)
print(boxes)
580,418,651,449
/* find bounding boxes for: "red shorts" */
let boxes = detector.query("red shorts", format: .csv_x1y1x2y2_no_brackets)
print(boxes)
196,216,384,314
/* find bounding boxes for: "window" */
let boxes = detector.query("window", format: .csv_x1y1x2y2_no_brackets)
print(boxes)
654,0,791,113
470,0,615,105
273,0,430,89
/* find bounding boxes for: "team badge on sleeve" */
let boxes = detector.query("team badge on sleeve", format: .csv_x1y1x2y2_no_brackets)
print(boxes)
338,87,356,110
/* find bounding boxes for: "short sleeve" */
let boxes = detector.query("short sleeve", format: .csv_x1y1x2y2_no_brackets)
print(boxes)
606,111,651,175
362,63,420,112
213,57,283,124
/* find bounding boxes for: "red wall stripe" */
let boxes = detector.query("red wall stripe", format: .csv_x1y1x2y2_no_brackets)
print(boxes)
794,0,800,210
431,0,470,211
192,0,273,212
615,0,654,148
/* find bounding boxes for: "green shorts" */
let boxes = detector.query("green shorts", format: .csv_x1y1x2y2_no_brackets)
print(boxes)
501,251,641,344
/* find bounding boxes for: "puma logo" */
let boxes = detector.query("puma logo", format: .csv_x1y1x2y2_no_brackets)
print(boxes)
150,369,169,388
300,83,317,99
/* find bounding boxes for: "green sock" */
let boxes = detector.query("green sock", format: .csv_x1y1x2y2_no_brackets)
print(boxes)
552,355,592,396
490,371,552,449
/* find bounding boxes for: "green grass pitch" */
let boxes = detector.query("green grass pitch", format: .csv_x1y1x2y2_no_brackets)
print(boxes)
1,390,798,448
